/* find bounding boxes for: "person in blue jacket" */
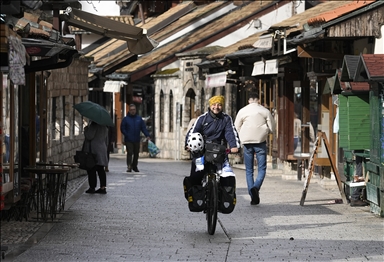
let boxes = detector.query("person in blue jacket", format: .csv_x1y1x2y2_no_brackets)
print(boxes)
185,95,240,187
120,104,150,172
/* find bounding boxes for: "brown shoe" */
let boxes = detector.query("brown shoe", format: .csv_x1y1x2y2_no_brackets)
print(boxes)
127,168,132,172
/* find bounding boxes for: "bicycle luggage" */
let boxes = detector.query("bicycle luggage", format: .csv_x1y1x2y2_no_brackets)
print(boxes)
188,185,206,212
183,177,192,200
219,186,236,214
204,143,226,164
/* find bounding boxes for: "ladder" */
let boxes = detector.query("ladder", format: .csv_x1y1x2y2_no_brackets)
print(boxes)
300,131,347,206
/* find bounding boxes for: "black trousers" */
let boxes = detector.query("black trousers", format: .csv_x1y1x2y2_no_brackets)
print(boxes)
126,141,140,168
87,165,107,189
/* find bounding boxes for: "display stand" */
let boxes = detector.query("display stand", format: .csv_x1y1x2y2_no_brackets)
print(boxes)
300,131,347,206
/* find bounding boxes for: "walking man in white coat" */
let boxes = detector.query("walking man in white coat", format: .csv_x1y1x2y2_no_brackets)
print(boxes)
234,92,275,205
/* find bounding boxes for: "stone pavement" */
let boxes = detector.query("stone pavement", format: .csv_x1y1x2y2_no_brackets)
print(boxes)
1,154,383,261
1,174,87,249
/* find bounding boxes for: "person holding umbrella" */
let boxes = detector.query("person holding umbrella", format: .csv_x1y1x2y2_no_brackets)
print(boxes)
74,101,113,194
83,121,109,194
120,104,151,172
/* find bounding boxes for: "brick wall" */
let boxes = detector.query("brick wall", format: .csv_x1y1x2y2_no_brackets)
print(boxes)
46,58,90,180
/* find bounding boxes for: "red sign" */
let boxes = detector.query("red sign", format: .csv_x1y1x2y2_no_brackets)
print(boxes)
26,46,42,55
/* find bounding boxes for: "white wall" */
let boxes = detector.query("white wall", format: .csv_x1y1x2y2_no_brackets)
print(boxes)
79,1,120,16
208,1,304,48
374,25,384,54
79,1,120,49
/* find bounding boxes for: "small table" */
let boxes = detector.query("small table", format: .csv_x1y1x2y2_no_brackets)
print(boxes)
24,165,71,221
293,153,311,181
36,163,78,212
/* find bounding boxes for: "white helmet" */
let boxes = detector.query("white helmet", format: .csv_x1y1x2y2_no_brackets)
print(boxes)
187,133,204,153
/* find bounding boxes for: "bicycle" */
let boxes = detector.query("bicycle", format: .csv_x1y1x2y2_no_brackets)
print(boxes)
185,134,235,235
203,159,220,235
202,142,228,235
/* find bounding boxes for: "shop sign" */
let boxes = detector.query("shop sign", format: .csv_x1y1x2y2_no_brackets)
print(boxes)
103,80,126,93
265,59,278,74
26,46,42,55
253,36,272,48
205,72,227,88
251,61,265,76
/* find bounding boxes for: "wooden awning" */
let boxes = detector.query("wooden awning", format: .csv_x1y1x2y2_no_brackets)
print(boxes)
60,8,157,55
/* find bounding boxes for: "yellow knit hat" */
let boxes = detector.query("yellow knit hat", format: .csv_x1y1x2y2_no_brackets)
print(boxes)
209,95,225,106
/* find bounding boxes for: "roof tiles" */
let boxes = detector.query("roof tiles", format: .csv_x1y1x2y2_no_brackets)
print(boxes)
362,54,384,78
307,0,375,25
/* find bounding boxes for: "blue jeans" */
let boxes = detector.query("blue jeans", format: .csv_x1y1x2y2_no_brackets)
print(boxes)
243,142,267,194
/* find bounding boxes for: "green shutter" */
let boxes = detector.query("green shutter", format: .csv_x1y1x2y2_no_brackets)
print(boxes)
339,94,370,150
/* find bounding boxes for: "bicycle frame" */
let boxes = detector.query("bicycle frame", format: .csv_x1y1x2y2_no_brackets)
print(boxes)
204,161,220,235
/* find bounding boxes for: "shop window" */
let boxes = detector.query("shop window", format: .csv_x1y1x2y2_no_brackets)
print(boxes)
3,75,10,164
169,90,173,132
72,96,76,135
186,88,196,121
2,75,19,193
62,96,67,137
51,97,60,140
160,90,164,132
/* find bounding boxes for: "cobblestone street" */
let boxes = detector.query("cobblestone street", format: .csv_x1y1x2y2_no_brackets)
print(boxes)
1,154,383,261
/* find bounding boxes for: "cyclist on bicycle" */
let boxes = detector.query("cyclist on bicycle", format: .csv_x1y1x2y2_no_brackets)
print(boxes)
184,95,240,210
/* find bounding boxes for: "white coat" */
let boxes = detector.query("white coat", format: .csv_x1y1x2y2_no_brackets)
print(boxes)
234,103,275,144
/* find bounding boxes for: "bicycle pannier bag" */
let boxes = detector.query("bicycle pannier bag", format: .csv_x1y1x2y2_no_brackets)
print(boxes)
219,186,236,214
204,143,226,164
183,177,192,200
188,185,206,212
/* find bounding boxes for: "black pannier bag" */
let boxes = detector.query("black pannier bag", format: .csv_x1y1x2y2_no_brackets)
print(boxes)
204,142,226,164
188,185,206,212
183,177,192,200
219,186,236,214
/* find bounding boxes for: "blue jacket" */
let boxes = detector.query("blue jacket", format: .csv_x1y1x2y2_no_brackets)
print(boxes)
120,114,150,143
186,109,240,149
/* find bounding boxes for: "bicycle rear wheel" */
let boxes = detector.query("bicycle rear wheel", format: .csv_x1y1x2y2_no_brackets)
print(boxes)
206,177,218,235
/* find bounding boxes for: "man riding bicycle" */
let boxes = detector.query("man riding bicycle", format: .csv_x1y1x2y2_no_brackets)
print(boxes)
184,95,240,212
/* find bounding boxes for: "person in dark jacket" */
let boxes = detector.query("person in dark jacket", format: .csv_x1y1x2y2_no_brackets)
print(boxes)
84,121,109,194
120,104,150,172
185,95,240,186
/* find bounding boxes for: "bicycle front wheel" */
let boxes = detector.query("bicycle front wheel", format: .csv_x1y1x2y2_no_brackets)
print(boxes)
206,177,218,235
